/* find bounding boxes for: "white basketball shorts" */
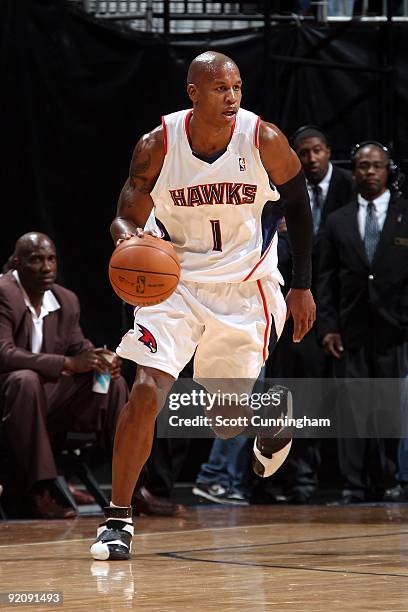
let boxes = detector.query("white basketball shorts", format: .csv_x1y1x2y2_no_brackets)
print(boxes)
116,276,287,380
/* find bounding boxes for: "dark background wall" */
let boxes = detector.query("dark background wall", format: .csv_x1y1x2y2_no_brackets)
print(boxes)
2,0,408,348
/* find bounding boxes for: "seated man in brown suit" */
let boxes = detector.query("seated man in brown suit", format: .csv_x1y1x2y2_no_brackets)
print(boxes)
0,232,128,519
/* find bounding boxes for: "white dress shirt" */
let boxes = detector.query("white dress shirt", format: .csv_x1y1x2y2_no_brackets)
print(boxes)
306,162,333,210
12,270,60,354
357,189,390,239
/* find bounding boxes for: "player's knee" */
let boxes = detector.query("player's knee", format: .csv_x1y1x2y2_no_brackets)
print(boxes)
128,366,173,419
213,429,233,440
128,376,158,418
207,401,249,439
212,423,247,440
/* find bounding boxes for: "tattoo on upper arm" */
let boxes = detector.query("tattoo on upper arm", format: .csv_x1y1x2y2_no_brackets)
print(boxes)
129,141,152,194
121,185,136,210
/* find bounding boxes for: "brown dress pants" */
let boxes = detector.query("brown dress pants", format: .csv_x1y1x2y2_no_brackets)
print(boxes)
0,369,128,493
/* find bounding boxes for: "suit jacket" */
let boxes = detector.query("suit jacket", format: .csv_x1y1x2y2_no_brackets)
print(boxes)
0,272,93,381
319,166,355,227
311,165,354,292
318,196,408,350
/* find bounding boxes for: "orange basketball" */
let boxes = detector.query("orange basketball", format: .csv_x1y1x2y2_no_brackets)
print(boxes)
108,236,180,306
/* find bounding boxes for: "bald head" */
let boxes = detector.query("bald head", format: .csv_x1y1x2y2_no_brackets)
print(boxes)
353,144,389,199
12,231,57,297
187,51,239,85
14,232,55,259
186,51,242,127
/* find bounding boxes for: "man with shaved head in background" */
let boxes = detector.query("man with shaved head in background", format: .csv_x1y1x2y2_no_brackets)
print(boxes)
0,232,128,518
319,142,408,503
91,51,315,560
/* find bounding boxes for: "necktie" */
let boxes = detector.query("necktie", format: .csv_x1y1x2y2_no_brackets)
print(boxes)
311,185,322,234
364,201,380,264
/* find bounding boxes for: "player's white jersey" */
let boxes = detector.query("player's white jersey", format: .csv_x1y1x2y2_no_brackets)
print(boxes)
149,107,283,284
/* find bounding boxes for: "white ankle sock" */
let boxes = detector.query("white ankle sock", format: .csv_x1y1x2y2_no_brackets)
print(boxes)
110,501,130,508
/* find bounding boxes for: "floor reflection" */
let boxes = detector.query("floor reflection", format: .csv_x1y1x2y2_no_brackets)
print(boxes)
90,561,135,606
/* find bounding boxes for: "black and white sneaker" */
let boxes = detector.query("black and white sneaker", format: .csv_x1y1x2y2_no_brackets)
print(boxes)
253,384,293,478
252,436,292,478
90,506,134,561
192,483,230,504
226,491,250,506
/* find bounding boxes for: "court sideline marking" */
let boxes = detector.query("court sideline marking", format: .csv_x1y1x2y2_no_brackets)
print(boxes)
159,531,408,578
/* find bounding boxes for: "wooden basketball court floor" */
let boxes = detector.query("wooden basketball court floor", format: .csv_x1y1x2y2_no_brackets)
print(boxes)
1,503,408,611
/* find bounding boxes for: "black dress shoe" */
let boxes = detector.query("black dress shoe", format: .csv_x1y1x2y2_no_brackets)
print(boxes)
383,484,408,502
68,484,95,505
30,489,76,519
132,486,186,517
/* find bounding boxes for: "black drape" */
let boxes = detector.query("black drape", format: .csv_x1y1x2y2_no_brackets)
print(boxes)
2,1,408,347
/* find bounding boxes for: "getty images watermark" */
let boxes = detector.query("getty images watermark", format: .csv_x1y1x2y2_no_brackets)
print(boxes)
157,378,408,438
165,388,331,431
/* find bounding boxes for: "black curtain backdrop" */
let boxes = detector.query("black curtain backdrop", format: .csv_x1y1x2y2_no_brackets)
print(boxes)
2,0,408,348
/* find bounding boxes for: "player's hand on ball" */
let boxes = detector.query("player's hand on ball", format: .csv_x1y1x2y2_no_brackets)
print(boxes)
116,232,136,245
116,228,160,245
285,288,316,343
109,235,180,307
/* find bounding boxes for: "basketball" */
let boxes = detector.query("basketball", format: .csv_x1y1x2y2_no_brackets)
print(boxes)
108,236,180,306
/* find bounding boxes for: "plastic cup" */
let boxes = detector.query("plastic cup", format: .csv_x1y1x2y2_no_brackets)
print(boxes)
92,352,115,394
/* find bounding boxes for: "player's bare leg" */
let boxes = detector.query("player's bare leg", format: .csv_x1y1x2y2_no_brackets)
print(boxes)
112,366,174,506
207,400,253,439
90,365,174,561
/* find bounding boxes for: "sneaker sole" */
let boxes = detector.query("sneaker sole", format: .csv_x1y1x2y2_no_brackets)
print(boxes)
90,541,131,561
192,487,231,505
225,498,250,506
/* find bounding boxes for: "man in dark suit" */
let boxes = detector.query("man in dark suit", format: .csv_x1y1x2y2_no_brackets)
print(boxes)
0,232,128,518
294,126,355,288
266,127,353,503
318,142,408,503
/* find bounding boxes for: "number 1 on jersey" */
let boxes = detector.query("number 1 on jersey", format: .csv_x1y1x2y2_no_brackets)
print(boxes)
210,220,222,252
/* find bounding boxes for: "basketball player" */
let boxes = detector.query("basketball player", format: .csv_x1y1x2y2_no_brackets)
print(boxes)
91,51,315,560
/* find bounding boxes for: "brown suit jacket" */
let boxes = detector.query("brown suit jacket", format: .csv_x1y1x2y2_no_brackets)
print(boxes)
0,272,93,381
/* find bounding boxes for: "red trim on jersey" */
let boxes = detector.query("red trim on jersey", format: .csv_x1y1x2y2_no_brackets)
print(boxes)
254,116,261,149
230,117,237,138
257,279,270,363
161,116,167,156
242,240,274,282
185,109,236,150
185,110,193,146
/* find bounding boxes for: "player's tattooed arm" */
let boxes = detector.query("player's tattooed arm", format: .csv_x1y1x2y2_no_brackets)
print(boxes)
128,137,157,194
110,126,165,244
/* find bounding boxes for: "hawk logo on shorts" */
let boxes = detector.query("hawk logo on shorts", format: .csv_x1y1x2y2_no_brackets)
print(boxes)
137,324,157,353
